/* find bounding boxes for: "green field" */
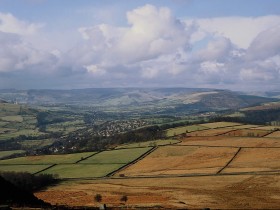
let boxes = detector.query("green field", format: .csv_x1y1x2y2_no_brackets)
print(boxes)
19,139,56,149
0,164,51,173
166,125,208,137
0,103,20,116
41,163,125,178
116,139,180,149
1,115,23,122
0,150,25,159
80,148,151,164
0,152,95,164
0,129,44,141
45,120,85,134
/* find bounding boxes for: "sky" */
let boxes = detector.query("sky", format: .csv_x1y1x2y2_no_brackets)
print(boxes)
0,0,280,91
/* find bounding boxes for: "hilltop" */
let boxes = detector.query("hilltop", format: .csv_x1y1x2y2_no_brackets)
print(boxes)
0,88,277,114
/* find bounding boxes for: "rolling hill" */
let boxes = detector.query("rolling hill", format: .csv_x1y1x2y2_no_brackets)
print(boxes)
0,88,277,114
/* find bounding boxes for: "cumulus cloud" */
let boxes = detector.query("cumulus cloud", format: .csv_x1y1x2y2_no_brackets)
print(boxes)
1,6,280,91
187,15,280,49
77,4,191,66
246,24,280,60
0,12,42,35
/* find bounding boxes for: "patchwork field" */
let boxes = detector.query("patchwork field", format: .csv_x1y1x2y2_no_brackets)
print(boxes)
116,139,180,149
0,148,152,178
187,128,234,136
80,148,151,164
199,122,241,128
0,150,25,159
0,164,51,173
2,122,280,209
265,131,280,137
0,152,95,164
223,148,280,173
179,136,280,147
166,125,208,137
114,146,238,176
222,129,271,137
40,163,125,178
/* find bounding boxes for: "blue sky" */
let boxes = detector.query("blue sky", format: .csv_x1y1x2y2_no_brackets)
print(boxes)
0,0,280,90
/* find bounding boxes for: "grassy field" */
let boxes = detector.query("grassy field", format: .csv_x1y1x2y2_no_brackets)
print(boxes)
115,146,238,176
1,115,23,122
0,103,20,116
46,120,85,134
223,148,280,173
199,122,241,128
0,150,25,159
251,125,280,130
227,124,260,129
265,131,280,137
222,129,270,137
0,129,44,141
0,164,51,173
116,139,180,149
187,128,234,136
41,163,125,178
29,121,280,209
0,152,95,164
19,139,56,149
180,136,280,147
80,147,151,164
166,125,208,137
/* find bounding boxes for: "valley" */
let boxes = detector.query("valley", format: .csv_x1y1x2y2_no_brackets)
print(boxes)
0,88,280,209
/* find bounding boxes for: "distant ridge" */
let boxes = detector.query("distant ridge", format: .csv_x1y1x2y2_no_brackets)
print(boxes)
0,88,278,113
0,99,8,103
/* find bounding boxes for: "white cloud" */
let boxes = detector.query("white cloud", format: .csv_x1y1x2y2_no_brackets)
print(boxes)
84,64,106,75
246,24,280,60
0,14,56,73
0,12,42,35
187,15,280,49
77,4,191,65
1,6,280,91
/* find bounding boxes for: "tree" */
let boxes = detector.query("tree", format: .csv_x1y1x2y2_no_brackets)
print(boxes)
120,195,127,203
94,194,102,203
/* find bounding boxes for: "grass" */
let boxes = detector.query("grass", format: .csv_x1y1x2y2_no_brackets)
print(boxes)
80,147,151,164
0,129,44,141
0,164,51,173
0,103,20,116
223,129,270,137
0,150,25,159
1,115,23,122
41,163,125,178
20,139,56,149
199,122,241,129
0,152,96,164
46,120,85,134
116,139,180,149
166,125,208,137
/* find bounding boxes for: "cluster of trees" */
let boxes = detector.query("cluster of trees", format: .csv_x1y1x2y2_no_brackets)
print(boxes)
0,171,58,192
211,108,280,125
36,125,166,154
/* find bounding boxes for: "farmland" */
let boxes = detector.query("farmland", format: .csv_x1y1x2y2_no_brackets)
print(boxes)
114,146,238,176
166,124,208,137
116,139,180,149
0,152,95,164
2,121,280,209
0,150,25,159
